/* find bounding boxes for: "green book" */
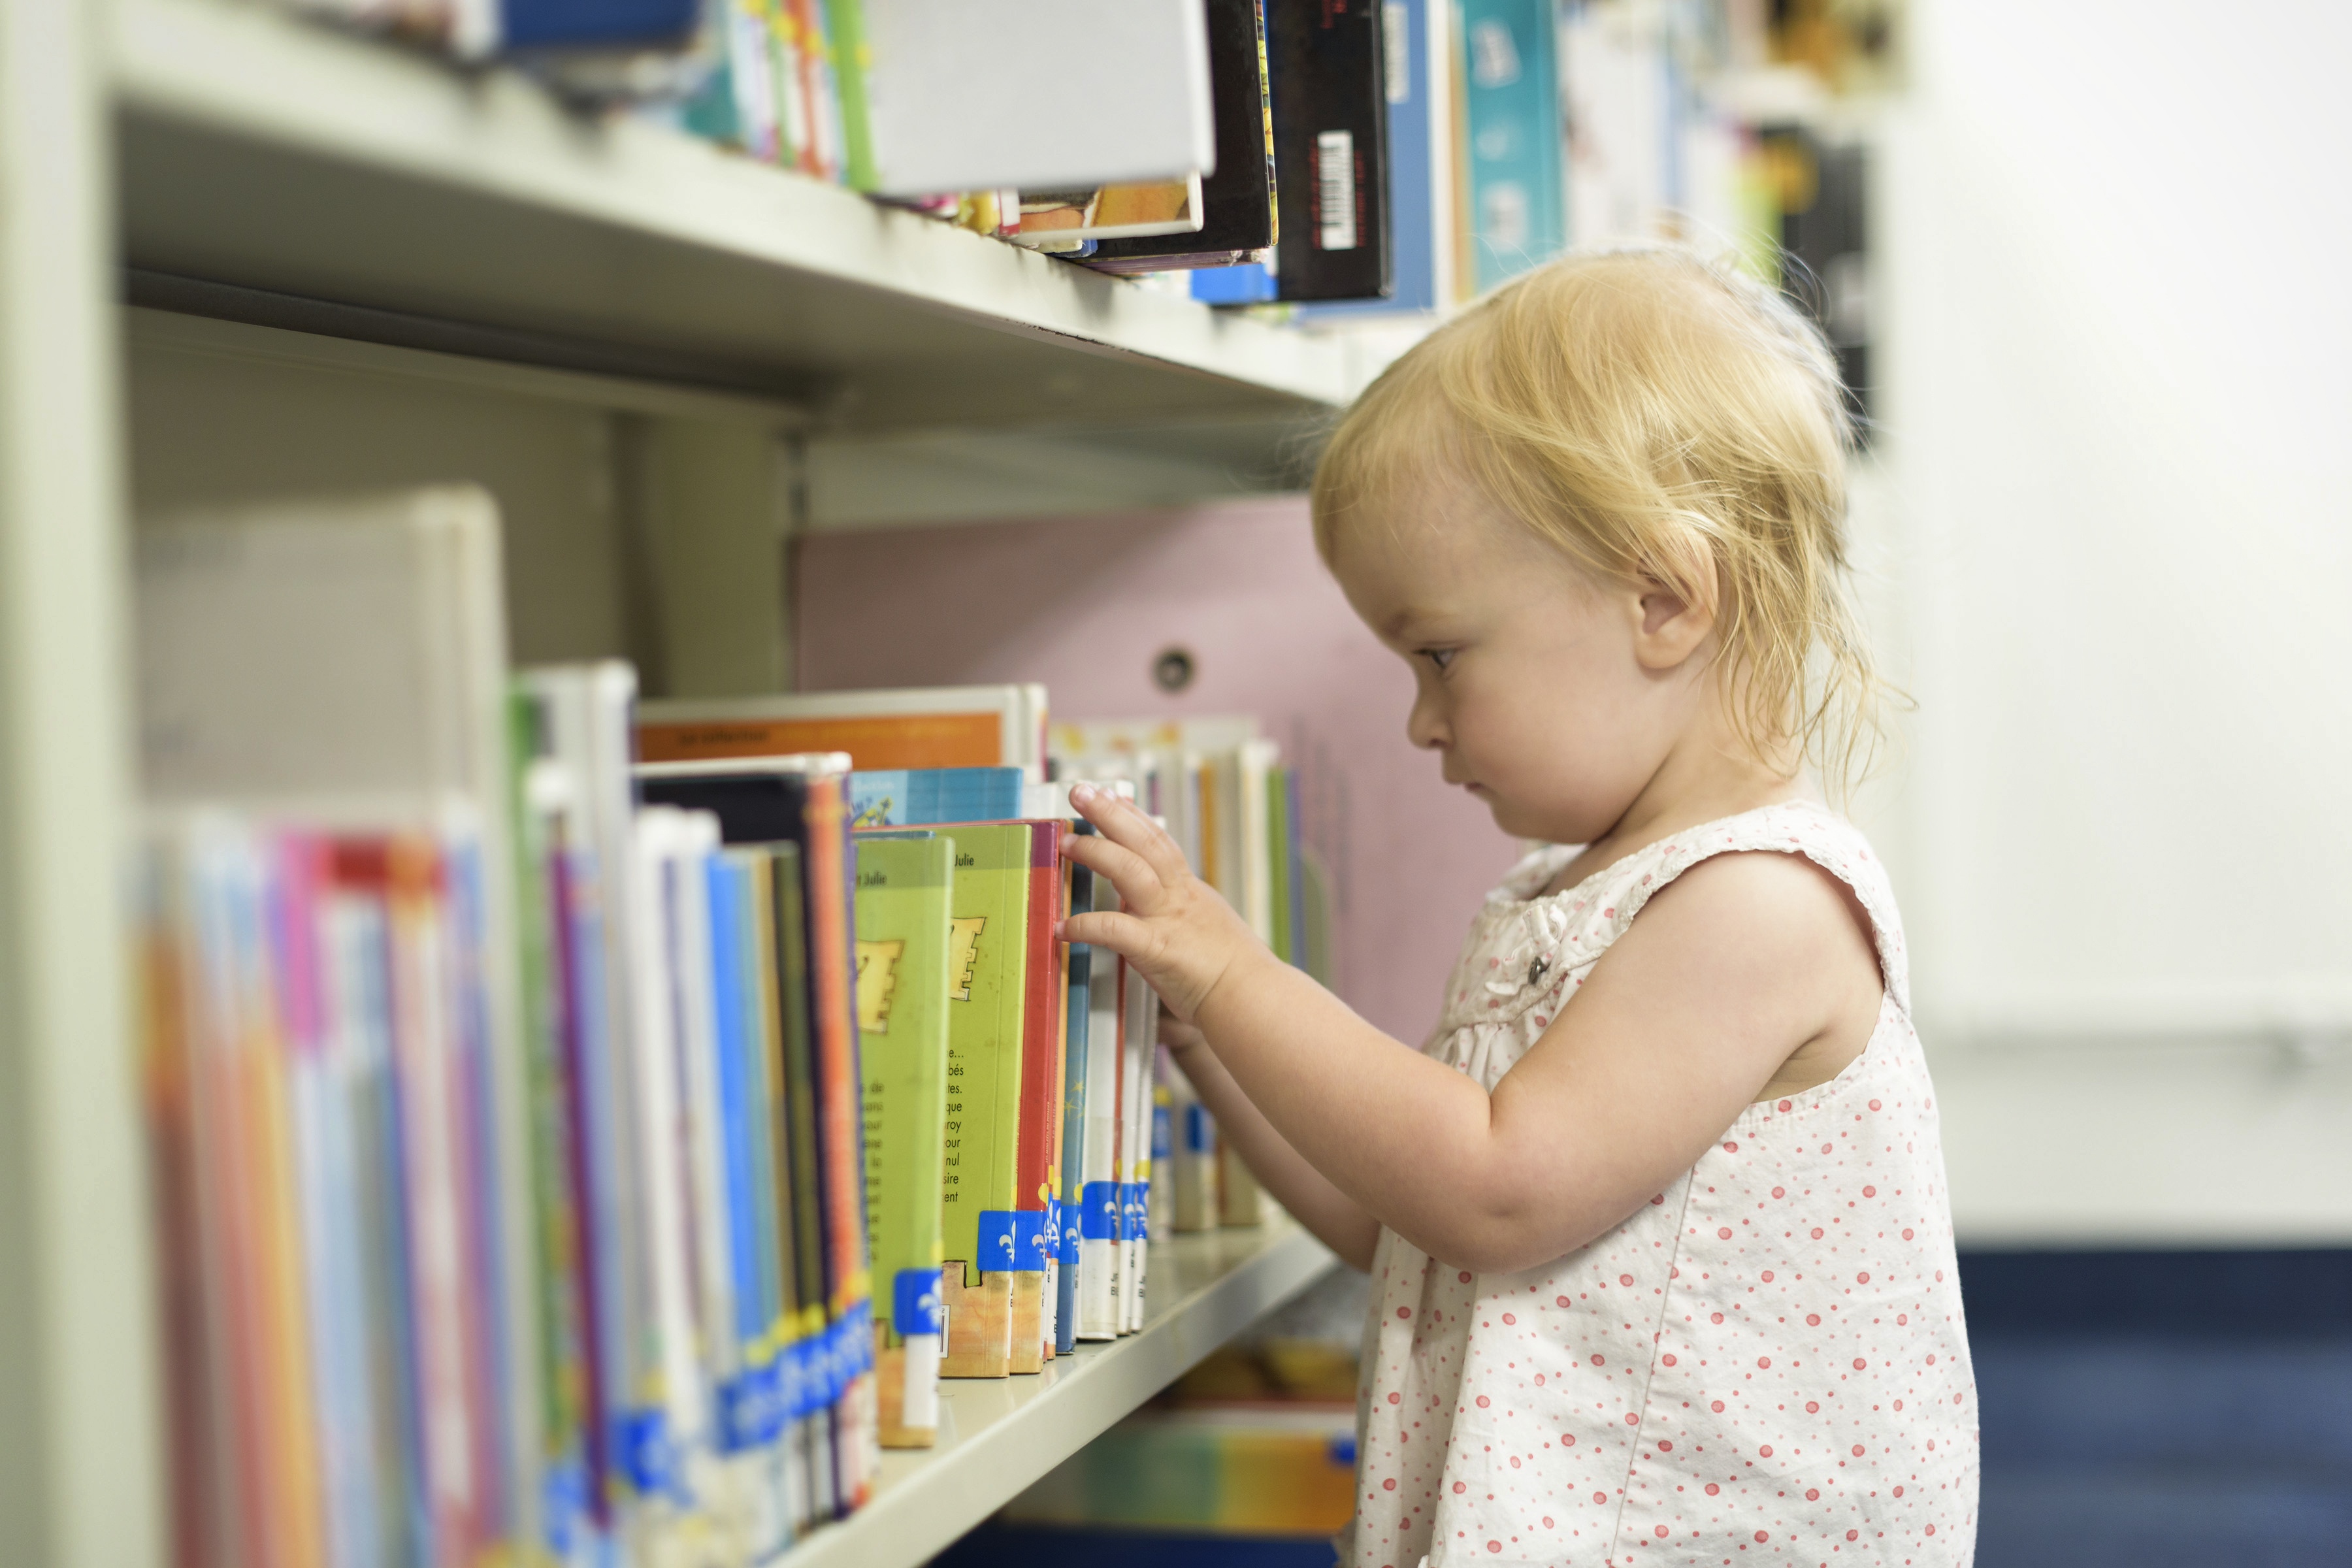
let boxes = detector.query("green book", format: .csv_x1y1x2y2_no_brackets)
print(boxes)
822,0,878,191
1266,765,1293,966
853,834,955,1441
934,828,1031,1273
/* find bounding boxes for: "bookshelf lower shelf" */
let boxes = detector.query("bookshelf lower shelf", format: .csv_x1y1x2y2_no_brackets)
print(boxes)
775,1217,1339,1568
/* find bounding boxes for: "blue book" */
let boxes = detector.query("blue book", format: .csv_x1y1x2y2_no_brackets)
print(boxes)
1458,0,1566,291
847,768,1024,828
1190,263,1279,306
502,0,701,50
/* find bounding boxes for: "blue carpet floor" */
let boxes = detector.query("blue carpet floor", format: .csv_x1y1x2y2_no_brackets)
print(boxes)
1966,1249,2352,1568
936,1250,2352,1567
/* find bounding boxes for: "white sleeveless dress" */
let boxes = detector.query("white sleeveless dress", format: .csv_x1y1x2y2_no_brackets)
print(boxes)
1345,802,1977,1568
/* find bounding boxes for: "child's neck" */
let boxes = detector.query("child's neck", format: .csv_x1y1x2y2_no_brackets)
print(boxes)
1547,705,1801,894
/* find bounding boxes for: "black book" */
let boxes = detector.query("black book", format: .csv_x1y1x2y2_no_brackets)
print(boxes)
1269,0,1392,302
1084,0,1279,273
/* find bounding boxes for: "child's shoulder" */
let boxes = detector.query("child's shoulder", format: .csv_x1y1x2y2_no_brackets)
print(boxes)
1481,801,1905,1000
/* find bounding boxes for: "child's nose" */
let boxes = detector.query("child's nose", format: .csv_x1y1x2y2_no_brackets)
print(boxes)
1406,693,1448,751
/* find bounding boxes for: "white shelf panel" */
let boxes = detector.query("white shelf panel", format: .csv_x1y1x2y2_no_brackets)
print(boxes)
110,0,1358,433
776,1217,1337,1568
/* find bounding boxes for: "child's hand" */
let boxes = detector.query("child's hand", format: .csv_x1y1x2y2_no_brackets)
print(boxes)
1058,782,1270,1023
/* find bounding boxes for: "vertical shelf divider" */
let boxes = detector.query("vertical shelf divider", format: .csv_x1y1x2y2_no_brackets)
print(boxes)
0,1,165,1565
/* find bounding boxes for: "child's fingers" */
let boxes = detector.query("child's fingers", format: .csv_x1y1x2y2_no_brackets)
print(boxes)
1060,828,1166,910
1068,783,1191,884
1058,908,1156,961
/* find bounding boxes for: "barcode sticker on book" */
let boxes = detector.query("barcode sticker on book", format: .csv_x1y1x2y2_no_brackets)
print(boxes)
1316,129,1358,250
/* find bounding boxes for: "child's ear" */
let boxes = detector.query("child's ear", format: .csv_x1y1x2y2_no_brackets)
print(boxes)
1627,570,1716,671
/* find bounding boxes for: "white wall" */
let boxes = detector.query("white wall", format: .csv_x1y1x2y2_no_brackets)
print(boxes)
1863,0,2352,1243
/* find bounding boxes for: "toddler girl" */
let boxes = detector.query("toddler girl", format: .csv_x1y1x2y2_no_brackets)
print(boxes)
1062,248,1976,1567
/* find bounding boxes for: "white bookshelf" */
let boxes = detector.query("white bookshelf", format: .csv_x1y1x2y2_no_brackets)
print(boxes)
111,0,1355,432
0,4,1362,1565
781,1218,1335,1568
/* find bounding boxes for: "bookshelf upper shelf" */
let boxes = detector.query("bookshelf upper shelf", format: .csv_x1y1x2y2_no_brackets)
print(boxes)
110,0,1361,435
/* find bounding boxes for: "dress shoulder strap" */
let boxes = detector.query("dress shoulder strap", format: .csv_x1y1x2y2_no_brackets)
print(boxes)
1652,802,1912,1014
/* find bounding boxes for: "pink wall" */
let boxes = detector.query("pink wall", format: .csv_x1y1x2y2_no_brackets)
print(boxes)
794,495,1522,1044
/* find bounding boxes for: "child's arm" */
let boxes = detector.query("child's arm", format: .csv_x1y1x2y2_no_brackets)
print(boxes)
1060,785,1880,1276
1159,1017,1383,1269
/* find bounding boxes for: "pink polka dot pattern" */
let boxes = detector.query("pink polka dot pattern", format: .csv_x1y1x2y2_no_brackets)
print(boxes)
1344,803,1977,1567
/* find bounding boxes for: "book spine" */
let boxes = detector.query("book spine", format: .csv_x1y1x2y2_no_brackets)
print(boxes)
815,774,881,1504
1078,908,1122,1342
621,817,704,1533
442,832,521,1554
1011,823,1065,1367
1120,958,1154,1334
821,0,877,189
766,843,833,1531
274,833,374,1567
732,851,802,1547
1167,1049,1217,1235
1056,840,1093,1358
549,833,619,1535
385,837,487,1560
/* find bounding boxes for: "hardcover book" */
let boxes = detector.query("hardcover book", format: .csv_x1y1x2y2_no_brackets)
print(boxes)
896,823,1034,1379
1085,0,1278,271
851,834,953,1446
1269,0,1393,301
639,686,1049,781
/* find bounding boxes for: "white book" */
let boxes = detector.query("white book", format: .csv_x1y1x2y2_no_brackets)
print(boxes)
1078,888,1125,1342
1165,1051,1217,1234
627,811,711,1516
1120,962,1157,1333
861,0,1216,196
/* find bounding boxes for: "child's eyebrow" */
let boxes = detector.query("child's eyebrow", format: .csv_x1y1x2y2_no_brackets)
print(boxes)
1384,605,1458,640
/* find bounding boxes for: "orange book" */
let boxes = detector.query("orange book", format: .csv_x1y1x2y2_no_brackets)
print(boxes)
638,686,1049,781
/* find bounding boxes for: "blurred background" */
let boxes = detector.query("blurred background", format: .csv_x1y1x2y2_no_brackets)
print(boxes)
7,1,2346,1567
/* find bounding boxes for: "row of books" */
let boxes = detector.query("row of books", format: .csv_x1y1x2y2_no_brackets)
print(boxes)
271,3,1880,323
131,486,1308,1567
272,0,1397,305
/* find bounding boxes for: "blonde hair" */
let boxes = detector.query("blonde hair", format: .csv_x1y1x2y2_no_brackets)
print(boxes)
1311,245,1891,798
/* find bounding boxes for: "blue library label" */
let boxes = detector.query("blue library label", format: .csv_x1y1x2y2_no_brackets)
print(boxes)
979,1208,1046,1273
1184,1102,1215,1153
614,1407,677,1497
1081,1180,1120,1240
717,1360,787,1452
894,1267,944,1336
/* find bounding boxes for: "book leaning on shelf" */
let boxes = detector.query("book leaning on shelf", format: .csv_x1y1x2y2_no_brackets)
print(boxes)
133,486,887,1568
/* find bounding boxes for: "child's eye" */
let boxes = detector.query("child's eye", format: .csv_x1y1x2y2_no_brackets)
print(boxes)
1419,648,1456,672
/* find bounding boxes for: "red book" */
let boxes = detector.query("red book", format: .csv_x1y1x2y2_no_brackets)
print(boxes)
1012,821,1067,1366
800,772,877,1507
